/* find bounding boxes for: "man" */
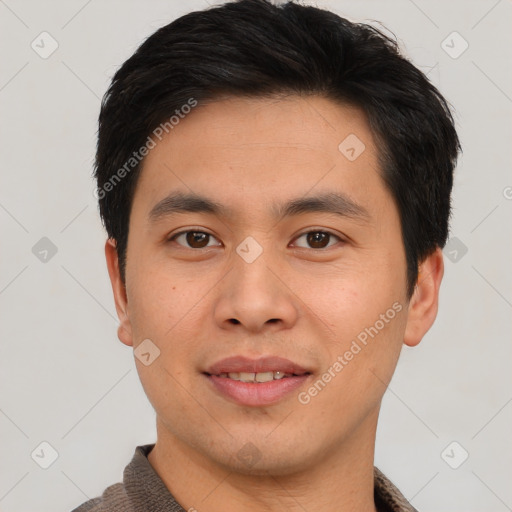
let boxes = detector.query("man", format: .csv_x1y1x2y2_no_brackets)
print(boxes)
73,0,460,510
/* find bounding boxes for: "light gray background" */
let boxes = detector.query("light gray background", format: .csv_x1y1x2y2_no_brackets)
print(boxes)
1,1,511,511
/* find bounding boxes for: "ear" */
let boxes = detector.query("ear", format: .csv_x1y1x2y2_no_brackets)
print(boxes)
105,238,133,347
403,247,444,347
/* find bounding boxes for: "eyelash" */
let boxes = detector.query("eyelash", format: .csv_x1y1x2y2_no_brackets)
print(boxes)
168,229,344,250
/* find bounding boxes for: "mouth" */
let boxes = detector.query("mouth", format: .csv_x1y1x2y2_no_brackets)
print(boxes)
204,356,312,406
210,370,307,383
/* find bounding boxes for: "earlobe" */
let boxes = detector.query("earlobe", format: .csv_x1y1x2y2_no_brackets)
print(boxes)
104,239,134,347
403,247,444,347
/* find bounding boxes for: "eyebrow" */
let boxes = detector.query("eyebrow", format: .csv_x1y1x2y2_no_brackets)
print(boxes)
148,191,370,223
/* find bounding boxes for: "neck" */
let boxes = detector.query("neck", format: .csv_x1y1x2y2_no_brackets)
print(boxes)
148,410,380,512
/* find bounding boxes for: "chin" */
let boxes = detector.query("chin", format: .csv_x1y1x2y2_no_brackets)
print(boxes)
206,437,322,477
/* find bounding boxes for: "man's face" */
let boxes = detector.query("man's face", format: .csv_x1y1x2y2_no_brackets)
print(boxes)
116,96,412,474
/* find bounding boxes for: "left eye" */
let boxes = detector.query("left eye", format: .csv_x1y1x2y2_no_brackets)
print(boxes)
293,231,341,249
170,231,221,249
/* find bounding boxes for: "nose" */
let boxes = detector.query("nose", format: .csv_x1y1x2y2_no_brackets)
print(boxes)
213,247,299,334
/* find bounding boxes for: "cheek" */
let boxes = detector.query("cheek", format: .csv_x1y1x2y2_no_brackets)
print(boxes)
292,260,403,333
126,268,212,409
127,269,198,340
126,274,201,408
304,303,406,424
296,265,407,388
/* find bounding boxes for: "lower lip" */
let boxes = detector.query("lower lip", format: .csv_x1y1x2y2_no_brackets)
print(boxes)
206,374,310,406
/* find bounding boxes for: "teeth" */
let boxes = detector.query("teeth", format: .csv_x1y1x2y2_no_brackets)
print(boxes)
255,372,274,383
239,372,255,382
221,371,291,382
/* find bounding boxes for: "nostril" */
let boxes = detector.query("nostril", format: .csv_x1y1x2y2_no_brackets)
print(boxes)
229,319,240,324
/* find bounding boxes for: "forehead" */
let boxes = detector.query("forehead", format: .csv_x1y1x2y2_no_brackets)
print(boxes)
147,95,375,153
132,95,387,220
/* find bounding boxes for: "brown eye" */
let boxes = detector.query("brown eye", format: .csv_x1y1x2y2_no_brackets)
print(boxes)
186,232,209,248
307,232,329,248
294,230,340,249
171,231,220,249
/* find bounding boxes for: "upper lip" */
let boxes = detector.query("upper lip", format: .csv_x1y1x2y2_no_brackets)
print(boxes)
205,356,310,376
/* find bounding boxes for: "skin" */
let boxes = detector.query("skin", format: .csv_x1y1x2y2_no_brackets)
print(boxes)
105,95,444,511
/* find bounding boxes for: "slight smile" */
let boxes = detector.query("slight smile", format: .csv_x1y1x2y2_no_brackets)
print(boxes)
204,356,313,407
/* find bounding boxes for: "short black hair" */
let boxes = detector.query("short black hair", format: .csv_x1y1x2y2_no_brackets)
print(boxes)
95,0,460,299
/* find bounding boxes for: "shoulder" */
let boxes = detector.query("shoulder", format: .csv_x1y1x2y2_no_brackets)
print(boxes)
70,482,133,512
374,467,419,512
